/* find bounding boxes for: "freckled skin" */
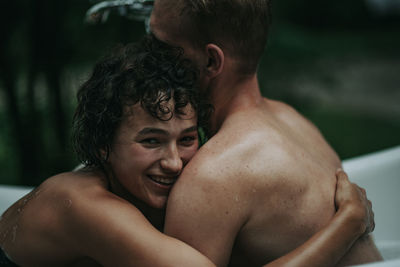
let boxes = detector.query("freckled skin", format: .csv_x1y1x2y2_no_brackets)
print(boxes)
63,199,72,208
150,1,382,266
165,97,383,267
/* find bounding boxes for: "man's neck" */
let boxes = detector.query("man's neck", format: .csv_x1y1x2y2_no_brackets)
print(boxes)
208,73,262,135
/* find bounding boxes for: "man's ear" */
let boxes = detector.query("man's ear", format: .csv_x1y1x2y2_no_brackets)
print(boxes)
205,44,224,78
100,148,108,162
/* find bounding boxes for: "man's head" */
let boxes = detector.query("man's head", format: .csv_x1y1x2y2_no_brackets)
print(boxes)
73,35,210,171
150,0,272,75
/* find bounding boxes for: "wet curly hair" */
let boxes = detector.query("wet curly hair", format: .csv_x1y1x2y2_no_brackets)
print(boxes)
72,34,212,169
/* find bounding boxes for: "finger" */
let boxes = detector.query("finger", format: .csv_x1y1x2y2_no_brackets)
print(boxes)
336,168,346,177
369,208,375,233
359,187,366,195
351,183,365,197
368,219,375,234
336,169,350,184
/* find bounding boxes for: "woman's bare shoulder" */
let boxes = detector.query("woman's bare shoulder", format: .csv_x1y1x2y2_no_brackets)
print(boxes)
0,170,112,265
40,169,108,193
16,171,108,227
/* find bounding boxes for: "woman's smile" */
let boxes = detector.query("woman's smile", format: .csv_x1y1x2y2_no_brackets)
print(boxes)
147,175,178,186
107,101,199,209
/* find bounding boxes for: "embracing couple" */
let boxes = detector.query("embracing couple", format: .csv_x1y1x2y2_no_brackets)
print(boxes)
0,0,382,266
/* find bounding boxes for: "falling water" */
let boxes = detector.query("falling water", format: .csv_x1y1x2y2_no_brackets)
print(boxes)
86,0,154,32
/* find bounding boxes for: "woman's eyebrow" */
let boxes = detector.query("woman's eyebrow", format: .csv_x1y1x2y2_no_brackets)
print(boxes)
138,128,169,136
137,125,197,136
182,126,198,134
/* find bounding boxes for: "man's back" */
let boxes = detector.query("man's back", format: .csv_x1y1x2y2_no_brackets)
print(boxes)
165,98,382,266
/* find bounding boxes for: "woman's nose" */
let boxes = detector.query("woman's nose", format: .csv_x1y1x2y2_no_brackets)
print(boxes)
160,145,183,174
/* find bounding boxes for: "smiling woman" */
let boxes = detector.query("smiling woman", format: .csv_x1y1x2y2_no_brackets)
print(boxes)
71,33,210,211
0,34,215,267
107,101,199,209
0,32,382,267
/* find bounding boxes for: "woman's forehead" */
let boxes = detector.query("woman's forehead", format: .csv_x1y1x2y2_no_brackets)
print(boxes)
123,102,197,127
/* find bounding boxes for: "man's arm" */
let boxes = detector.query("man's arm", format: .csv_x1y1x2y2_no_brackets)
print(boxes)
264,169,375,266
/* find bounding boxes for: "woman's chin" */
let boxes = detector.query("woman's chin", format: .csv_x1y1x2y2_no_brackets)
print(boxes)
147,194,169,209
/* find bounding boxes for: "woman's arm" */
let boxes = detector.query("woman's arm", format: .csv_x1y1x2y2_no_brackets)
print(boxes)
66,169,373,267
65,190,215,267
264,169,374,267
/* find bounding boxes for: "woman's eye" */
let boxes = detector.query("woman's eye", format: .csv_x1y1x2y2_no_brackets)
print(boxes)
180,136,197,146
141,138,159,145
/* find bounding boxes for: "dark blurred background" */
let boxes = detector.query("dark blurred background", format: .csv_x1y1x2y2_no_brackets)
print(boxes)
1,0,399,186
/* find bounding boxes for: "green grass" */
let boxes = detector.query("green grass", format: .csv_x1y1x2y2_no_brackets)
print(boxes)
302,107,400,159
257,23,400,159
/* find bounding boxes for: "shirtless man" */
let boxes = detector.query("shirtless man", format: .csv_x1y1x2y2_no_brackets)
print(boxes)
0,36,375,267
149,1,383,266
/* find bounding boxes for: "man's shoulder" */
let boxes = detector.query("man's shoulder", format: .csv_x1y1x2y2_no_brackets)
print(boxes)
185,136,252,179
266,99,322,132
180,138,291,196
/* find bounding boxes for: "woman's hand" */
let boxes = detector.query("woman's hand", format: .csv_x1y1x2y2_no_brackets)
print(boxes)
334,169,375,237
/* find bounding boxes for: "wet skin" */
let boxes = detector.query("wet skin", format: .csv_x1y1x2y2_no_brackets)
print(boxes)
149,1,383,266
0,102,215,267
107,103,199,209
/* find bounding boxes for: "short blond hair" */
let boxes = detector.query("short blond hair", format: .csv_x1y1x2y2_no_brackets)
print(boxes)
163,0,271,74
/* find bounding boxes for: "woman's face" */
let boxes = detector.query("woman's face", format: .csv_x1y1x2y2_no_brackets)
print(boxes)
108,101,199,209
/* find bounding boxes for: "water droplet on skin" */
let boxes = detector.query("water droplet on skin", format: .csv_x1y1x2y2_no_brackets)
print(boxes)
34,189,42,197
0,227,8,245
11,225,18,243
63,199,72,208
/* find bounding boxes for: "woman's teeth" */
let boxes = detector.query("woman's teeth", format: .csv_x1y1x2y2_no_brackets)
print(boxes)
148,175,176,185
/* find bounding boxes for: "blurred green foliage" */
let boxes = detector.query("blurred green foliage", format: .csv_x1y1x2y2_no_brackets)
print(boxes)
1,0,399,186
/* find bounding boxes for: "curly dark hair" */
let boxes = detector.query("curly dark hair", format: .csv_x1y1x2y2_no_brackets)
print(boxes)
72,34,212,169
